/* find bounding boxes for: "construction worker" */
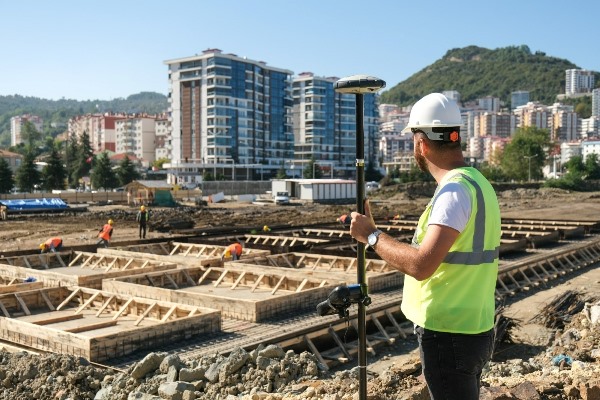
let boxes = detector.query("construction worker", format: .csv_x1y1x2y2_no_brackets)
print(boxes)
136,205,150,239
349,93,501,400
262,225,271,232
39,237,63,253
0,205,7,221
221,241,243,261
338,213,352,225
97,219,114,248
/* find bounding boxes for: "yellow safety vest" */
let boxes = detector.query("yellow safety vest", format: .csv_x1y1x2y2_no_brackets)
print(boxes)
401,167,501,333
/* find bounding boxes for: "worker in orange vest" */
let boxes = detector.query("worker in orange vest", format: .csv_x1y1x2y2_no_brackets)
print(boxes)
40,237,63,253
338,213,352,225
221,241,243,261
97,219,114,248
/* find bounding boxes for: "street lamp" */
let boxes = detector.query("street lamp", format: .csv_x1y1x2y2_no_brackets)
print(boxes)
524,154,537,182
334,74,385,400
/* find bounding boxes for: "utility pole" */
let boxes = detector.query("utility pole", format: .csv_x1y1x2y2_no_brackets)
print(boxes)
524,154,537,182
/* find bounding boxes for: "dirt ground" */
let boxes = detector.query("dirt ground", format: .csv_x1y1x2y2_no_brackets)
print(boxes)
1,186,600,399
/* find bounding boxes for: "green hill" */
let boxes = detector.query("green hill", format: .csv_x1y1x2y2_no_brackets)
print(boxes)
0,92,168,147
379,45,600,107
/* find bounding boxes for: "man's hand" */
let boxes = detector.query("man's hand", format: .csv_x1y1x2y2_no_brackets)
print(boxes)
349,200,377,244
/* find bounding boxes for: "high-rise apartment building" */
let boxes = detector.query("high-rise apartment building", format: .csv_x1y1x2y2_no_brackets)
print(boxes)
565,69,595,95
511,91,529,109
164,49,293,183
291,72,380,178
10,115,43,146
592,88,600,117
115,117,157,167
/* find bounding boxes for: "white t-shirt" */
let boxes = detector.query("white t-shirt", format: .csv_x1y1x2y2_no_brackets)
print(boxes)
428,182,472,233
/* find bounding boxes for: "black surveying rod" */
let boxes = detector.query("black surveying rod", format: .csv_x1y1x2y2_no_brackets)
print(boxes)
334,74,385,400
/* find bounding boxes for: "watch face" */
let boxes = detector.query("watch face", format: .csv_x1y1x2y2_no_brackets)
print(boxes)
368,233,377,246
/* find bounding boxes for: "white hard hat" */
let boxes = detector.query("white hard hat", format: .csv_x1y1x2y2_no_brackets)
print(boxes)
401,93,462,140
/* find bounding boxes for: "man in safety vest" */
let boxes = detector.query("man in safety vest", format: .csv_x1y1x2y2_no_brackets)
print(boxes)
97,219,114,248
40,237,63,253
349,93,501,400
221,241,243,261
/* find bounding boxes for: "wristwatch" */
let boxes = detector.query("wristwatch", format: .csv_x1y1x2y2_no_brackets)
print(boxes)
367,230,383,248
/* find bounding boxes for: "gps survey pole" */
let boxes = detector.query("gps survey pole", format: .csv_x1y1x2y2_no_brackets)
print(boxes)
334,75,385,400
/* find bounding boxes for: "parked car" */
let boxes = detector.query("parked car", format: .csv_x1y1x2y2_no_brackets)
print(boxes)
274,191,290,205
366,181,380,191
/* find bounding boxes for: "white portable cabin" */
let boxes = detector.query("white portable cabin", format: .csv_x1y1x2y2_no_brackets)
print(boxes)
271,179,356,204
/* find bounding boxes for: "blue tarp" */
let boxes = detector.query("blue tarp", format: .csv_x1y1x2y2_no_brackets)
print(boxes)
0,198,69,211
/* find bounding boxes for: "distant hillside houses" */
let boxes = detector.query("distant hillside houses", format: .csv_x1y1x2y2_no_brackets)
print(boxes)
378,71,600,176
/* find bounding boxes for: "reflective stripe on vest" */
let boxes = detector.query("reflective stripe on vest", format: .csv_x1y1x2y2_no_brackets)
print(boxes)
413,173,500,265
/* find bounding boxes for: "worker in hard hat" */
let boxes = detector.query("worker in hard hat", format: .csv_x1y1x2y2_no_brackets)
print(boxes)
221,241,243,261
39,237,63,253
97,219,114,248
348,93,501,400
262,225,271,232
338,213,351,225
136,205,150,239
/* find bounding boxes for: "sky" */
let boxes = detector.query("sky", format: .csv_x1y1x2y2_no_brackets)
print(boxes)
2,0,600,101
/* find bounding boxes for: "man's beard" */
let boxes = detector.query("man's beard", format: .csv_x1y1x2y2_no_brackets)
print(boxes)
414,142,429,173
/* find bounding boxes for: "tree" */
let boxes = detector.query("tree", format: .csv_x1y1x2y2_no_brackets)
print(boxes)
116,155,140,186
72,131,94,188
0,158,14,194
365,161,383,182
303,158,323,179
41,146,67,191
584,153,600,180
15,151,40,192
152,157,170,169
65,135,80,188
20,120,42,148
90,152,117,190
500,127,551,181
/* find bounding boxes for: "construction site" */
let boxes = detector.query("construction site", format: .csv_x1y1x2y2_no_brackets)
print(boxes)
0,185,599,399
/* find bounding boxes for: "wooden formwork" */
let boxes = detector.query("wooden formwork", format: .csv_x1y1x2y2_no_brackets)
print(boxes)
103,266,343,322
0,275,43,294
101,241,269,265
189,233,335,254
230,252,404,292
0,251,177,289
0,286,221,362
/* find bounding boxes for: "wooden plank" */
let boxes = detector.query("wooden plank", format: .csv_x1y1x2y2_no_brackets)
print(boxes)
230,272,246,290
95,295,116,317
55,254,67,268
14,293,30,316
68,252,84,267
0,300,10,317
370,314,394,344
134,302,157,326
181,269,197,286
161,305,177,322
169,243,182,256
303,335,329,371
65,320,118,333
40,290,55,311
327,326,352,361
121,259,134,271
213,270,229,288
34,313,84,325
271,276,285,295
164,273,179,289
385,310,407,339
75,292,101,315
104,258,119,273
197,268,213,285
250,274,265,292
112,298,134,320
296,278,308,293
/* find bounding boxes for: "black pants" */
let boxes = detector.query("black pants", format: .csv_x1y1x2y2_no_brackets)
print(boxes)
139,223,147,239
415,325,494,400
